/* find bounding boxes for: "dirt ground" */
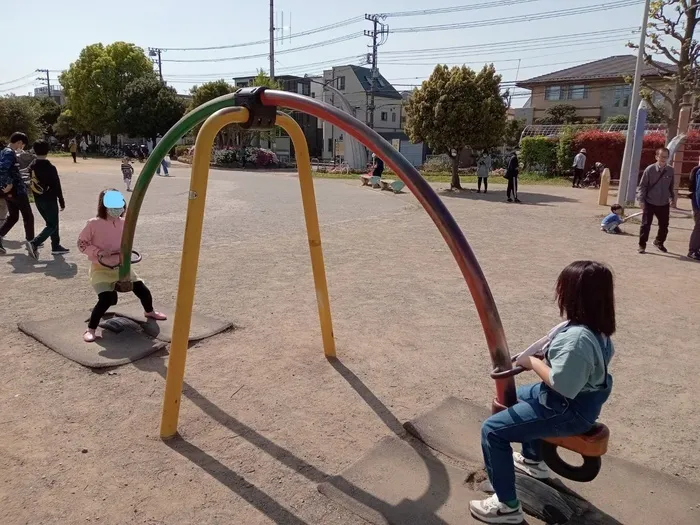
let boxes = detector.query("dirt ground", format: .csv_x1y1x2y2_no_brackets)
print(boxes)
1,157,698,524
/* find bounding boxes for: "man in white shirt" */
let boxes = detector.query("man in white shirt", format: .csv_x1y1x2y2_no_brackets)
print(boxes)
572,148,586,188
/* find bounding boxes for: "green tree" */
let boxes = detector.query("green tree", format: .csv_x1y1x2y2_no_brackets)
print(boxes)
536,104,578,125
630,0,699,139
503,118,526,148
35,97,61,134
405,64,507,189
189,79,235,109
0,96,42,143
55,109,78,139
119,76,186,143
60,42,157,135
603,114,629,125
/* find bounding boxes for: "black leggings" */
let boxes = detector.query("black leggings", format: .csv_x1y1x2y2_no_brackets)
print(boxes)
88,281,154,329
0,192,34,240
477,177,488,192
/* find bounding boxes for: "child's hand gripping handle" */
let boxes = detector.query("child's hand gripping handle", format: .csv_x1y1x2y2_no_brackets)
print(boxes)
97,250,142,269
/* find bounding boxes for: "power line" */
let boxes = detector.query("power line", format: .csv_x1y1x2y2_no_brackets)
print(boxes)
163,55,363,81
156,15,364,52
0,72,36,86
381,38,633,65
0,80,39,94
162,32,363,63
391,0,642,33
379,0,543,17
380,28,638,57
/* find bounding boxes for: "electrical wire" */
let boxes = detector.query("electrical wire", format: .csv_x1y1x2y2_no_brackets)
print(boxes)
379,0,543,17
156,16,364,52
391,0,643,33
0,80,39,93
162,32,364,63
0,72,36,86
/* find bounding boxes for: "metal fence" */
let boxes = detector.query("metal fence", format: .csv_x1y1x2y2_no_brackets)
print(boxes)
520,123,668,140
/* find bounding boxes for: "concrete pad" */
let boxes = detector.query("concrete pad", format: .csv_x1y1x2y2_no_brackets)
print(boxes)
404,397,700,525
18,312,167,368
318,436,546,525
112,303,234,342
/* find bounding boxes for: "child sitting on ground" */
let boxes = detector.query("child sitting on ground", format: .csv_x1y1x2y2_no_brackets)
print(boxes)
121,157,134,192
601,204,625,234
77,189,166,343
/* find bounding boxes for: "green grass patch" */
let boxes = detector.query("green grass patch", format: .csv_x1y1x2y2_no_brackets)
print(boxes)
313,170,570,186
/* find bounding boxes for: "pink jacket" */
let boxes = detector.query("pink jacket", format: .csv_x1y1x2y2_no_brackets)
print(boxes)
78,216,125,265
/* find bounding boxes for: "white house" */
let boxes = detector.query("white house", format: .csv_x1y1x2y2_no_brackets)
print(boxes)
320,65,408,164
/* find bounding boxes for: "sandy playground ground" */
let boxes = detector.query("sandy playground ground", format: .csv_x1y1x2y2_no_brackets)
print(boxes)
0,157,698,524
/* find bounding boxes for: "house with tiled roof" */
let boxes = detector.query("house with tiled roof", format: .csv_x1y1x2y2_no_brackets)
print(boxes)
514,55,673,124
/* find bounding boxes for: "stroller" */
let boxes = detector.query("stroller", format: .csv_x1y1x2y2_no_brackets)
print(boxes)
581,162,605,188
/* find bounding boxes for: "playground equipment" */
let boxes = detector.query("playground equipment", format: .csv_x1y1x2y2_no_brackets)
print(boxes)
119,86,608,473
116,88,699,524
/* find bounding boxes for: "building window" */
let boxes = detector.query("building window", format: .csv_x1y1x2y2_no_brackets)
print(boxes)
544,86,562,101
381,112,388,121
302,83,310,96
311,92,315,98
337,76,345,90
391,112,397,122
567,85,587,100
328,138,333,152
613,85,632,107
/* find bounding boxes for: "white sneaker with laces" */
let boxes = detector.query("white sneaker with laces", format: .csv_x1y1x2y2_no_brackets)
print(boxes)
513,451,550,479
469,494,524,524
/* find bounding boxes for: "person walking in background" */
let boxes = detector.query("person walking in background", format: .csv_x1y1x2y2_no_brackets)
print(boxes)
688,157,700,260
505,149,521,203
0,132,36,256
69,139,77,163
121,157,135,191
572,148,587,188
637,147,675,254
80,139,88,160
371,152,384,179
27,140,69,256
476,150,492,194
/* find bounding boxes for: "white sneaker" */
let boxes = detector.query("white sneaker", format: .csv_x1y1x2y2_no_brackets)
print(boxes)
513,451,550,479
469,494,524,524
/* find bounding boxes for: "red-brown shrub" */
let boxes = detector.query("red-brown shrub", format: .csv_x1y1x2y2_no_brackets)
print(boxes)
572,130,667,179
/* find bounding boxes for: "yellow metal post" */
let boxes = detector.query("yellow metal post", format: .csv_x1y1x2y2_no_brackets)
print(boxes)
160,107,249,439
598,168,610,206
276,113,336,357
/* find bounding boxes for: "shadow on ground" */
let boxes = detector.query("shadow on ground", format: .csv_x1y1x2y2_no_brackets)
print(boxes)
6,253,78,279
439,188,577,206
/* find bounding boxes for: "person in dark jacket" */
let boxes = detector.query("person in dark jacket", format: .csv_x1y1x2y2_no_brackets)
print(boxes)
505,150,521,203
637,147,675,254
371,153,384,179
0,132,35,255
688,158,700,260
27,140,69,257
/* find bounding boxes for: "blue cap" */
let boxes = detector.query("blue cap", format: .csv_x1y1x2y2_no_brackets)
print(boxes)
103,190,125,208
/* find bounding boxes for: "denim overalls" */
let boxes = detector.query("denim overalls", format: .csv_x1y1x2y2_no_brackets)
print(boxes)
481,329,613,503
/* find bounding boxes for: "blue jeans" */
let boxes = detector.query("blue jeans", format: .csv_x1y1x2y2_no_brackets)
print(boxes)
481,383,594,502
156,159,169,176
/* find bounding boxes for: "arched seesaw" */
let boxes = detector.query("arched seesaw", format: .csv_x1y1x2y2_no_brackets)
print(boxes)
118,88,699,524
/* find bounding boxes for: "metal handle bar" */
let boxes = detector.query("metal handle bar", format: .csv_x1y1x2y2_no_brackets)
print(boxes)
98,250,142,269
490,352,546,379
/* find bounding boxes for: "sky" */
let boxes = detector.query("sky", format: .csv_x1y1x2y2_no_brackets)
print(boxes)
1,0,647,108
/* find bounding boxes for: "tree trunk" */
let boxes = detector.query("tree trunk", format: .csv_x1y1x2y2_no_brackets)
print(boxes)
450,153,462,190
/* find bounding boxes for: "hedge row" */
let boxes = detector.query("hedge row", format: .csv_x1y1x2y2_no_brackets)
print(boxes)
520,130,683,178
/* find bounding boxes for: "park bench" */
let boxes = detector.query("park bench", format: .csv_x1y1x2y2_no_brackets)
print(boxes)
360,174,381,188
380,179,405,193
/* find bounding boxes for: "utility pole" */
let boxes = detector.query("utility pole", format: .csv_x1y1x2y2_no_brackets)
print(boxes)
364,14,389,129
148,48,164,82
617,0,652,205
269,0,275,80
36,69,51,97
